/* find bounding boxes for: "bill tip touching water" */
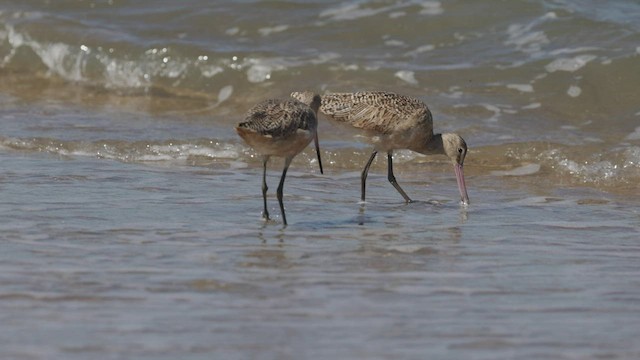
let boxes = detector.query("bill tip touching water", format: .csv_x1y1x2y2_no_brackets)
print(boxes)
292,90,470,205
441,132,470,205
235,93,322,225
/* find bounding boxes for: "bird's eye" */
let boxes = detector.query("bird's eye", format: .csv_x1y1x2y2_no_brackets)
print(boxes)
458,148,464,154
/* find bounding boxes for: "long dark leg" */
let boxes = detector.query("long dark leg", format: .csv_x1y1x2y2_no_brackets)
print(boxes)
361,150,378,202
387,151,413,203
277,157,293,226
261,156,270,220
314,131,323,174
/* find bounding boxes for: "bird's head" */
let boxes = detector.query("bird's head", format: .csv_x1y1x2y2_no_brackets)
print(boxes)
442,133,468,166
442,133,469,205
290,91,321,113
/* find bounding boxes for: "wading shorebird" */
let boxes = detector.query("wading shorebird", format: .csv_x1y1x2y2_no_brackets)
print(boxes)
236,92,323,225
291,91,469,205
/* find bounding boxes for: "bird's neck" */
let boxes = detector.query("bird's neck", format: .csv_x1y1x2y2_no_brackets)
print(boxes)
418,133,445,155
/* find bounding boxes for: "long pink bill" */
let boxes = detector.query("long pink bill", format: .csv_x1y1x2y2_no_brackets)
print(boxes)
454,163,470,205
314,131,323,174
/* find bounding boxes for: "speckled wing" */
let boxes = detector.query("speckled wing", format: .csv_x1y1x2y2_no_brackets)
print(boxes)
320,92,432,135
238,99,316,138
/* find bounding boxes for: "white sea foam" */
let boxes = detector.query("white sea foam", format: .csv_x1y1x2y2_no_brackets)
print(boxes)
319,3,383,21
310,52,341,64
330,63,359,71
101,57,149,88
404,44,435,57
41,43,84,81
225,27,240,36
319,1,442,22
258,25,289,36
4,25,87,82
391,149,417,163
1,24,203,90
218,85,233,103
549,47,601,56
491,163,541,176
545,54,597,72
522,102,541,109
147,144,239,161
567,85,582,97
505,12,556,54
201,65,224,78
385,244,433,253
482,104,502,122
159,59,188,79
541,146,637,184
243,53,339,83
137,153,175,161
385,39,406,47
559,159,617,182
389,11,406,19
1,25,25,65
418,1,444,15
507,84,534,92
246,63,274,83
623,147,640,167
626,126,640,140
395,70,418,84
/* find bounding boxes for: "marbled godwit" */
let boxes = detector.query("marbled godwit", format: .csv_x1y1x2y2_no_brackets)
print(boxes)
236,92,323,225
291,91,469,205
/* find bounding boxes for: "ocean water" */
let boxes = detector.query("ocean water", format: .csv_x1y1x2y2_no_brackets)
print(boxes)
1,1,639,359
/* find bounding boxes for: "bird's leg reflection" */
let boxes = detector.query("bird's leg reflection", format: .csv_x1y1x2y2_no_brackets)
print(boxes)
257,224,287,244
447,226,462,244
357,202,367,226
277,227,286,243
258,222,268,244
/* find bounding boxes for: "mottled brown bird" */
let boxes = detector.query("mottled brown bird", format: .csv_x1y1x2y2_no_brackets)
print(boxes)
292,91,469,205
236,92,323,225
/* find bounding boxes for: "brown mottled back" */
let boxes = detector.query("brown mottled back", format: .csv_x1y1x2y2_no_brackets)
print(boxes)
318,91,433,135
238,98,318,138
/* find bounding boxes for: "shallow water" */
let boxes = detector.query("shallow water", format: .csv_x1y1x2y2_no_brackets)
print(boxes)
1,1,640,359
2,151,639,359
